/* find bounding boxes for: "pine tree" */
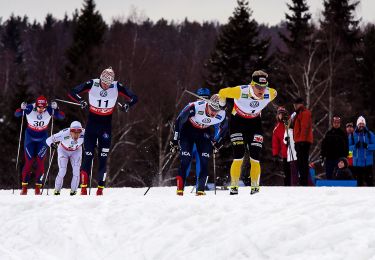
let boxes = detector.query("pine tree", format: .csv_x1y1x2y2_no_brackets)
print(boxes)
205,0,270,91
65,0,107,84
279,0,312,53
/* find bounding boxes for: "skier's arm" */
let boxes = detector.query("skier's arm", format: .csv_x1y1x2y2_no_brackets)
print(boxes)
68,80,93,102
213,116,229,143
46,106,65,120
173,104,195,140
117,82,138,107
14,104,33,117
46,129,65,147
218,86,242,100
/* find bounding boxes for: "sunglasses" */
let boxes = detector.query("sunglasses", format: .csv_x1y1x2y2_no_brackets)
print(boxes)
70,129,82,133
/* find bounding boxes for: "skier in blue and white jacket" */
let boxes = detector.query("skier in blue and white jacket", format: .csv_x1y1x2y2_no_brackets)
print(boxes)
69,67,137,195
171,94,228,196
15,96,65,195
348,116,375,186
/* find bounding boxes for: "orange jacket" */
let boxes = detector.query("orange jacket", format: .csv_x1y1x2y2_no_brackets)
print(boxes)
293,106,313,144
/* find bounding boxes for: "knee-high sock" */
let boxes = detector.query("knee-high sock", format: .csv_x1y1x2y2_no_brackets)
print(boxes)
230,159,243,187
250,158,261,187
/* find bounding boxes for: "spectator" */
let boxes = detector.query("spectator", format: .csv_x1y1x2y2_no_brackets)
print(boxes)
272,106,291,185
320,116,348,179
284,123,299,185
291,97,313,186
346,122,355,168
333,157,353,180
348,116,375,186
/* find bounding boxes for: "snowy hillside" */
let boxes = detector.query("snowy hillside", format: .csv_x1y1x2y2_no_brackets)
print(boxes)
1,186,375,260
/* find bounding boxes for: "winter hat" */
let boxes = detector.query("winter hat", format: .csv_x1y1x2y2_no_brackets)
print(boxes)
338,157,348,168
70,121,83,133
356,116,366,126
208,94,221,112
100,67,115,85
36,96,48,108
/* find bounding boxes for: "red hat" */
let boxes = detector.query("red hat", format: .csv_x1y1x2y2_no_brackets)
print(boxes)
36,96,48,108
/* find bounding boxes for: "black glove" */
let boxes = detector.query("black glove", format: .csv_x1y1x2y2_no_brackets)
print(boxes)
355,142,361,149
169,140,180,153
120,103,130,112
363,142,368,149
80,100,88,110
51,143,58,150
284,136,290,144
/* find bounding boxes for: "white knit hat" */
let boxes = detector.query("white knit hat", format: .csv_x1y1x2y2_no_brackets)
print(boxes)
357,116,366,126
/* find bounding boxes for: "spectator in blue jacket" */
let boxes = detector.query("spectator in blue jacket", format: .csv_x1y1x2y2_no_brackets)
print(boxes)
348,116,375,186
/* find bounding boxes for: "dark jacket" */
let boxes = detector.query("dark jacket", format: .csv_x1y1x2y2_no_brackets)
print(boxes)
334,167,353,180
321,128,348,159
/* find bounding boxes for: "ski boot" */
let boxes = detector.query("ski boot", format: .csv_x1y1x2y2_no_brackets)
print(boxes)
96,186,104,196
176,190,184,196
196,191,206,196
80,185,88,195
54,190,60,195
35,184,42,195
20,183,28,195
70,190,77,196
229,186,238,195
250,186,260,195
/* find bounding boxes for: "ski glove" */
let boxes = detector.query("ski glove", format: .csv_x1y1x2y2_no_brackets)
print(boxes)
284,136,290,144
355,142,361,149
51,101,58,109
80,100,88,110
120,103,130,112
21,102,27,110
363,142,368,149
170,140,180,153
51,143,58,150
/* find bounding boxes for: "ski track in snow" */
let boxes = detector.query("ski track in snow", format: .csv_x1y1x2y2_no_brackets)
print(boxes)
1,187,375,260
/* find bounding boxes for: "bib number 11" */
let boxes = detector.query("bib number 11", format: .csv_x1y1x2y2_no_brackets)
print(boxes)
97,99,109,108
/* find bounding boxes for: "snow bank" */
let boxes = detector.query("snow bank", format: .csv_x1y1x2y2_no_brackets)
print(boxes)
1,186,375,260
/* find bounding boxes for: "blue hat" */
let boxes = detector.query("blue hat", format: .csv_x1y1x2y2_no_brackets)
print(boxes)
196,88,210,98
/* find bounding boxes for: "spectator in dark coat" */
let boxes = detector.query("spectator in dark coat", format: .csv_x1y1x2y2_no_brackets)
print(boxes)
291,97,313,186
320,116,349,179
333,157,353,180
348,116,375,186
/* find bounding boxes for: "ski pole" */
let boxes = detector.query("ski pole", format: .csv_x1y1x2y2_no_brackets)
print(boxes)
14,110,25,194
88,157,94,195
54,98,81,106
41,149,56,195
213,151,217,195
47,108,54,195
144,151,175,196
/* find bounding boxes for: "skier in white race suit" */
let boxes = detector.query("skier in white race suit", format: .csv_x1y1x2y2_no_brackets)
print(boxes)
46,121,85,195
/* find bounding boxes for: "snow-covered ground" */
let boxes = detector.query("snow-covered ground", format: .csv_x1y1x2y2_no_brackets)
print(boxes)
1,186,375,260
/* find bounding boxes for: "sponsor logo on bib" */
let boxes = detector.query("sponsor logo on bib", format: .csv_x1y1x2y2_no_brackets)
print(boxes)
250,101,259,108
100,90,108,97
202,118,211,123
37,114,43,120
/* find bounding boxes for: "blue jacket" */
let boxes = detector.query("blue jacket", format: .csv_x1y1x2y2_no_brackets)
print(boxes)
348,127,375,167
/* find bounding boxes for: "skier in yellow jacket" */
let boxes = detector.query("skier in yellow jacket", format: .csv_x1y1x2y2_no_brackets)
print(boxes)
218,70,277,195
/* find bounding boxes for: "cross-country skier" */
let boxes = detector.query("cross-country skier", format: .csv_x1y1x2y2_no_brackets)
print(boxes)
171,94,228,196
15,96,65,195
46,121,85,195
69,67,138,195
218,70,277,195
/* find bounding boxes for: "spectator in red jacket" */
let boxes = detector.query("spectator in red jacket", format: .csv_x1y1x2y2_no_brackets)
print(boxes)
292,97,313,186
272,106,291,185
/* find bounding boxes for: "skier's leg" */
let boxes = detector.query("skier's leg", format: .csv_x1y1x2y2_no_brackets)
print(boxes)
70,147,82,192
20,141,35,194
195,132,211,193
249,133,263,188
35,142,48,194
230,132,245,188
177,130,194,193
96,129,111,194
80,127,96,192
55,146,68,192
